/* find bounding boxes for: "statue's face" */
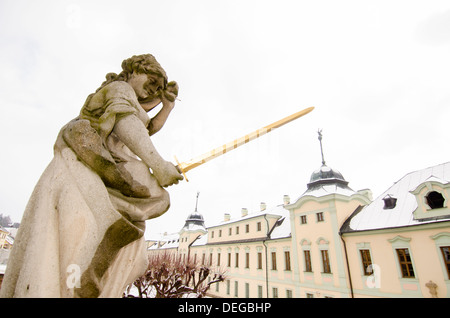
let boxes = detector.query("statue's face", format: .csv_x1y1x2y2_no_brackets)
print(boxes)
128,73,151,100
128,72,165,103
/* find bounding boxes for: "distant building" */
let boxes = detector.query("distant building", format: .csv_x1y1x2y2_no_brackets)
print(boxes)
148,160,450,297
0,226,14,288
339,162,450,297
0,227,13,250
147,135,450,298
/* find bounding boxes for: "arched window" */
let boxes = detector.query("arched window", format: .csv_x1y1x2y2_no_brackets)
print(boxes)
426,191,445,209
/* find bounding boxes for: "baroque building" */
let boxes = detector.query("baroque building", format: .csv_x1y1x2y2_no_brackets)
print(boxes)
147,135,450,298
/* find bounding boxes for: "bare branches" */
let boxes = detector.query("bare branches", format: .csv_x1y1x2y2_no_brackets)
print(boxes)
123,252,225,298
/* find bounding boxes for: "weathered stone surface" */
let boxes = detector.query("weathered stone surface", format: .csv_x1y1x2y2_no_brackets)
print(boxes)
0,54,182,298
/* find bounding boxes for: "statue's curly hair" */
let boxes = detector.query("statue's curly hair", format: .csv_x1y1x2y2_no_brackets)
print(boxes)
96,54,168,92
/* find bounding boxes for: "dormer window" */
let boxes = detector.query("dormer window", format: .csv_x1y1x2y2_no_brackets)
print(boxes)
411,180,450,221
426,191,445,209
383,195,397,209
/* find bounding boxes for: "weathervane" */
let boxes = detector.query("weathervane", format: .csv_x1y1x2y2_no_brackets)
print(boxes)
318,129,326,166
195,191,200,212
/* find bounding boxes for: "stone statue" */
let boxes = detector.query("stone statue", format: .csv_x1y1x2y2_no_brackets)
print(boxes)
0,54,183,298
425,280,438,298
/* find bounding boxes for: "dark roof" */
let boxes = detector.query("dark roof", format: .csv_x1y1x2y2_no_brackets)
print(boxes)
182,210,206,229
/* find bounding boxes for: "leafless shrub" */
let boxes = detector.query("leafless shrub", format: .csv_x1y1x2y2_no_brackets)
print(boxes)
123,251,226,298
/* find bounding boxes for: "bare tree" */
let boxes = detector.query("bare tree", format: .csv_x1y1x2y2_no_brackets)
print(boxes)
124,252,225,298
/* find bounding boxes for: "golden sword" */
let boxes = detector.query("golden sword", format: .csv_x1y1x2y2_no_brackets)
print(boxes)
174,106,315,181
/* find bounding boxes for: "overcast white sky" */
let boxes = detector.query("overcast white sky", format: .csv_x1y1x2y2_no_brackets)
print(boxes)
0,0,449,237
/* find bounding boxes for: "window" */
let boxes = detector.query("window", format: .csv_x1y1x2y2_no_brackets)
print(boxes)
284,251,291,271
229,228,232,236
272,287,278,298
226,280,230,295
271,252,277,270
227,252,231,267
236,226,239,235
209,253,213,266
235,252,239,268
306,293,314,298
258,285,263,298
245,252,250,269
426,191,445,209
396,248,415,278
440,246,450,279
301,215,307,224
211,231,214,238
202,253,205,265
234,281,239,297
304,250,312,272
316,212,324,222
360,249,373,275
219,230,222,237
321,250,331,273
245,283,250,298
286,289,293,298
257,252,263,269
245,224,249,233
217,253,221,266
257,222,262,231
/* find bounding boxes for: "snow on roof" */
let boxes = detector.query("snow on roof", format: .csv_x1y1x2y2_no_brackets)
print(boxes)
190,233,208,247
266,205,291,240
209,204,287,228
4,227,18,238
269,217,291,240
148,204,292,251
189,205,291,246
182,223,206,232
347,162,450,232
5,235,13,245
147,232,180,250
301,184,356,198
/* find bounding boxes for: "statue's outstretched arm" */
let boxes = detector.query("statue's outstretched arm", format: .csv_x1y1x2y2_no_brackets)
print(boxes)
113,114,183,187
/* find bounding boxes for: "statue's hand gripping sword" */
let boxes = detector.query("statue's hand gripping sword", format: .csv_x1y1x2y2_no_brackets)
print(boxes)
174,106,314,182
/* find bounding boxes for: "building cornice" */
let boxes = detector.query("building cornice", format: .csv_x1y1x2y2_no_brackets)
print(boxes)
341,219,450,237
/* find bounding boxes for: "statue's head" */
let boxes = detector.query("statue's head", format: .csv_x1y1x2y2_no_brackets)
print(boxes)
120,54,167,85
99,54,168,102
120,54,168,103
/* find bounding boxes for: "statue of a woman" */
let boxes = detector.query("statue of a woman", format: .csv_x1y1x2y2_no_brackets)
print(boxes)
0,54,183,297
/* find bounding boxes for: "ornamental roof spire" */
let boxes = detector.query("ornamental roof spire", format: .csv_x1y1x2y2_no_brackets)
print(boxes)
318,129,326,166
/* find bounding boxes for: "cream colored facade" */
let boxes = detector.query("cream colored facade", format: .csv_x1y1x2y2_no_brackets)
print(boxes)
0,227,13,250
285,188,372,298
148,161,450,298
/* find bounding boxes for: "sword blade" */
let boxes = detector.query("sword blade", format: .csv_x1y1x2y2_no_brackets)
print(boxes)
175,106,314,180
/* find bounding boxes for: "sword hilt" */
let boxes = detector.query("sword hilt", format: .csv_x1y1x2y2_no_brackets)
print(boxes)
174,155,189,182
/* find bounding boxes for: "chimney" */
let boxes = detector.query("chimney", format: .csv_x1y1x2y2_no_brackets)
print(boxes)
357,189,373,201
224,213,231,222
241,208,248,217
383,194,397,210
260,202,267,212
283,195,290,205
